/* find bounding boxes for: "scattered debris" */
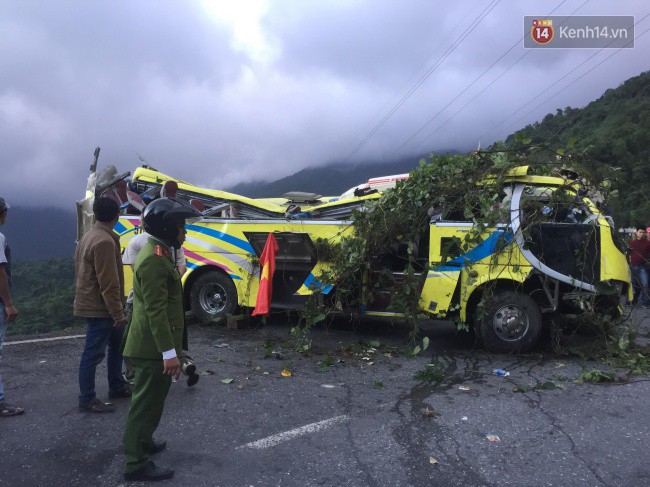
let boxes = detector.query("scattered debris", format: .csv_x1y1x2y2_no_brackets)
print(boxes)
38,360,46,364
554,363,567,368
458,385,471,391
373,380,384,389
576,368,616,383
486,434,501,443
281,369,292,377
512,381,560,393
414,360,447,384
492,369,510,377
461,416,468,421
321,384,336,389
221,378,234,384
423,407,439,418
202,369,216,376
214,343,229,348
429,456,439,465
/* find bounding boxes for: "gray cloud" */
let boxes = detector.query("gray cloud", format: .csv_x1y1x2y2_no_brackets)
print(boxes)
0,0,647,208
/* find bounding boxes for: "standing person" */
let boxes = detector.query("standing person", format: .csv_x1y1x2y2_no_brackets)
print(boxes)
122,229,187,384
629,227,650,309
0,197,24,418
123,231,187,277
74,197,131,413
122,197,201,482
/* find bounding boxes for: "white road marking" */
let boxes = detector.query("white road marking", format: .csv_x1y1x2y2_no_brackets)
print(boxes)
4,335,86,346
237,414,351,450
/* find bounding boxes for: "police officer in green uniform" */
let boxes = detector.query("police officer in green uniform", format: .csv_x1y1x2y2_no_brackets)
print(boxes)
122,197,201,482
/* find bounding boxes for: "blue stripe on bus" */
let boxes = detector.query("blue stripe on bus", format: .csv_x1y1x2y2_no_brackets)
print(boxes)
302,273,333,294
114,221,127,234
434,230,514,272
186,224,255,254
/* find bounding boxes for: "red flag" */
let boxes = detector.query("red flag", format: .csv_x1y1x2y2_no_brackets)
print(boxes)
252,233,279,316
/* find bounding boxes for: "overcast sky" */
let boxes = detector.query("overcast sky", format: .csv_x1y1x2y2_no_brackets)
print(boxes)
1,0,648,208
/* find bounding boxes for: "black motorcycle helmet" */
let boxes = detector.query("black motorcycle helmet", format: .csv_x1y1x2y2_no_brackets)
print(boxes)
142,197,202,248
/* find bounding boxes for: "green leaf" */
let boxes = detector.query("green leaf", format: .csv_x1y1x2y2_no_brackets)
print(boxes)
221,378,234,384
369,340,381,348
422,336,430,351
412,345,422,356
313,313,326,323
373,380,384,389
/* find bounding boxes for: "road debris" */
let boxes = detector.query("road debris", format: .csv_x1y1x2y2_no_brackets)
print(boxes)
429,456,439,465
202,369,216,376
461,416,468,421
493,369,510,377
458,385,471,391
486,434,501,442
221,378,234,384
281,369,292,377
423,407,439,418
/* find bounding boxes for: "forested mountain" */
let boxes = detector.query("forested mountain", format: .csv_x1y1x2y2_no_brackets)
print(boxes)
227,156,428,198
505,70,650,227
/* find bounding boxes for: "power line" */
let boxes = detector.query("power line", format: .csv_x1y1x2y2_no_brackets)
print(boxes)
344,0,502,160
389,0,570,157
344,0,484,153
413,0,590,151
480,11,650,143
511,22,650,141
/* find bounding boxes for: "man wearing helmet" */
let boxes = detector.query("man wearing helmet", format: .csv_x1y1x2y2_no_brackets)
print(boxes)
122,197,201,482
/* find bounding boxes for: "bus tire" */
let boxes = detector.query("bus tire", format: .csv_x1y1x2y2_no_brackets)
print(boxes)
189,272,238,324
478,291,542,353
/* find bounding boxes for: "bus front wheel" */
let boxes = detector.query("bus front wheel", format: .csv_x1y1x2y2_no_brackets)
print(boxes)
478,291,542,353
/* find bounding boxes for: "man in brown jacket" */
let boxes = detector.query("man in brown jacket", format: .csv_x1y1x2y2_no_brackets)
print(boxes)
74,197,130,413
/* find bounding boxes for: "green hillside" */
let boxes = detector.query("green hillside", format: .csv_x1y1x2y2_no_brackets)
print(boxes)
504,70,650,227
6,258,81,336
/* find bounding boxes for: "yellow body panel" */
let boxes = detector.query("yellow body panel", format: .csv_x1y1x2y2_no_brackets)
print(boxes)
106,167,632,324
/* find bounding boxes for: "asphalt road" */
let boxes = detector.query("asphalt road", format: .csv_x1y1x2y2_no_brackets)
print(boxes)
1,307,649,487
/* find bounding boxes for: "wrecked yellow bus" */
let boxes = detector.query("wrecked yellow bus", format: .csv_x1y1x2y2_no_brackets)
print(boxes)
77,152,632,353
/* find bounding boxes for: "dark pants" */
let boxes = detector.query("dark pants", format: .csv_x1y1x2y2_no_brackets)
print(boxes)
123,358,172,473
631,265,650,306
78,318,128,405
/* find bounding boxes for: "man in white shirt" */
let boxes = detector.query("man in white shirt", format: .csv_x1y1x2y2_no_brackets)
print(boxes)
0,197,24,417
123,231,187,277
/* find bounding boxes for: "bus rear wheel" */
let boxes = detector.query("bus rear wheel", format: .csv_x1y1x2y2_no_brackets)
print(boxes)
189,272,238,324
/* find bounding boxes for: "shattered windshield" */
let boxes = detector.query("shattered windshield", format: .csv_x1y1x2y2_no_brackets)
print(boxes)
508,186,597,225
